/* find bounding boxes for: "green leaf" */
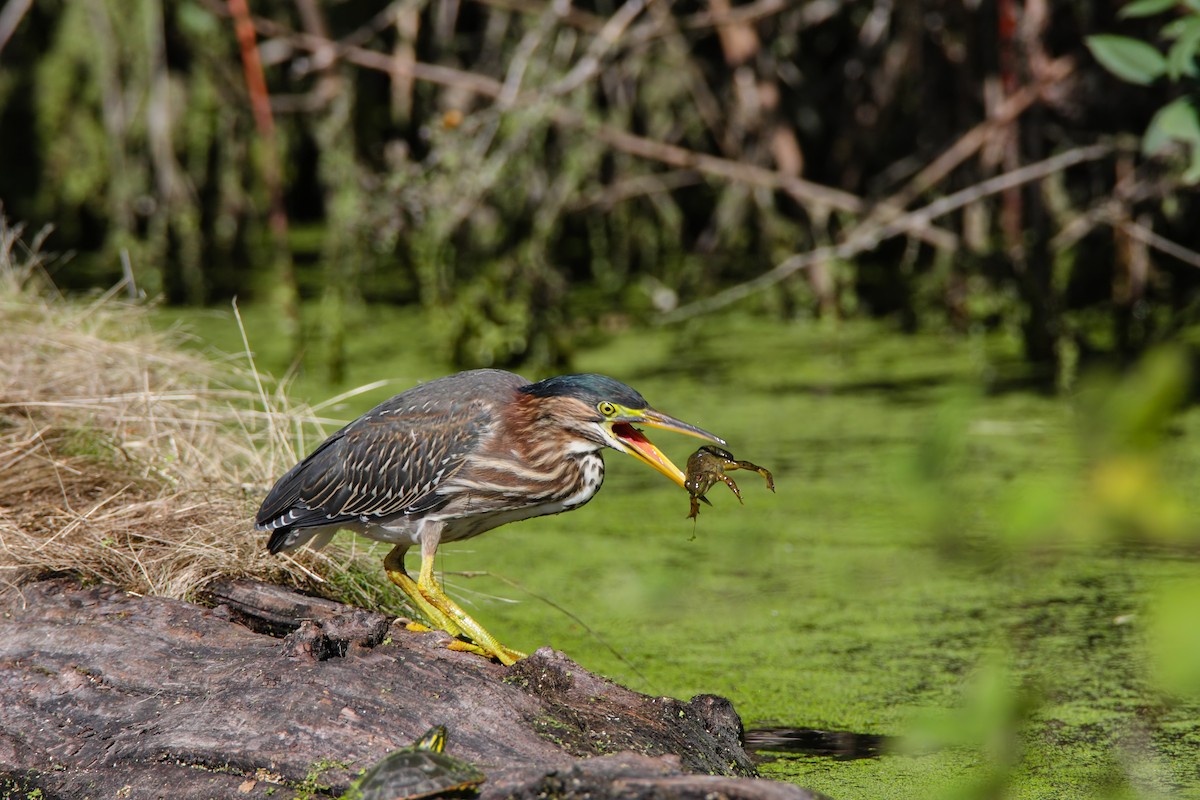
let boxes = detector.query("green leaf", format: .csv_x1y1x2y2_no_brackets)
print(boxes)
177,0,219,37
1085,35,1168,84
1119,0,1177,17
1166,19,1200,79
1143,98,1200,183
1143,98,1200,153
1163,18,1189,37
1163,15,1200,38
1185,0,1200,13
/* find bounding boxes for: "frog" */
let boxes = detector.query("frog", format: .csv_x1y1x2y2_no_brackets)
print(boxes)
684,445,775,520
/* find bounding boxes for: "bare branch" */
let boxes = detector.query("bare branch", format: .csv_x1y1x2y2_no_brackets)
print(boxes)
864,57,1076,230
1120,220,1200,271
566,169,704,211
253,18,958,248
0,0,32,57
662,143,1114,322
498,0,566,107
551,0,651,95
261,23,506,97
467,0,606,33
880,143,1111,237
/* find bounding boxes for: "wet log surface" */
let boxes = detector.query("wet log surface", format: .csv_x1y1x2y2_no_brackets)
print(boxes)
0,577,826,800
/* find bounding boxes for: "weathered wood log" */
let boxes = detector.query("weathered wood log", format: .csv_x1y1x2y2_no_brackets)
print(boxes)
0,578,825,800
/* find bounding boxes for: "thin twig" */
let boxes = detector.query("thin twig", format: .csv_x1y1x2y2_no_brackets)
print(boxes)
880,143,1111,236
662,143,1114,322
867,57,1076,227
689,0,787,31
245,18,957,249
228,0,299,345
497,0,565,108
550,0,651,95
1120,220,1200,271
465,0,606,32
229,0,284,218
566,169,704,211
478,570,658,693
0,0,32,56
563,114,942,235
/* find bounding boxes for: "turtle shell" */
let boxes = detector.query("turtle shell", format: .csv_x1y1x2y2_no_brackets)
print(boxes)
356,727,485,800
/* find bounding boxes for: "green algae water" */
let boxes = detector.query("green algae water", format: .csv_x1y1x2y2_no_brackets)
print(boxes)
167,306,1200,800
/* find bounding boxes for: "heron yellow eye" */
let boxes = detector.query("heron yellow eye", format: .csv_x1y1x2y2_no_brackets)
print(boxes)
597,401,618,417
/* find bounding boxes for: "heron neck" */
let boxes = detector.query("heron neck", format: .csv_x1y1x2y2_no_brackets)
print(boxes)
508,393,602,466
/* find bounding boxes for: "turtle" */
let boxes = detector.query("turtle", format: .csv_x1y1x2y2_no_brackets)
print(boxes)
352,725,485,800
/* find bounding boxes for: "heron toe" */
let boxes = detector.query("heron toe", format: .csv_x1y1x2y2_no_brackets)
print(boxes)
384,545,525,665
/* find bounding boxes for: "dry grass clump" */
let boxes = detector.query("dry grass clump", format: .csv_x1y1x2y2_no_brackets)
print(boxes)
0,220,406,610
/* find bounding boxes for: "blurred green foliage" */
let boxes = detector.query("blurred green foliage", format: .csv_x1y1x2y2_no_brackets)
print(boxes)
4,1,1200,380
877,343,1199,798
24,0,249,301
1087,1,1200,182
1148,579,1200,701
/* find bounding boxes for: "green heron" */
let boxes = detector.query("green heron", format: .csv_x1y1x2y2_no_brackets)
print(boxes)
256,369,724,665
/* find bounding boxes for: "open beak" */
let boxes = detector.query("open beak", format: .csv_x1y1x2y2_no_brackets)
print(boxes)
609,409,726,488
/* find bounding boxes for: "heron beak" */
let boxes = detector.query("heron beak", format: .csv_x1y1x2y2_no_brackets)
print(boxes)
610,409,726,489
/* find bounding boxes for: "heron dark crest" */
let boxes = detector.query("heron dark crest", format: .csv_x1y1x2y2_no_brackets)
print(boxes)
256,369,724,665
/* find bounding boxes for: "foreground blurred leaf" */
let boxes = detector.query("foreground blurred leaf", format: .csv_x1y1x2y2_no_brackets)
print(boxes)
1084,454,1189,543
1077,347,1189,456
1164,17,1200,80
1118,0,1178,18
1147,580,1200,698
1143,98,1200,182
1086,35,1168,84
902,657,1039,799
998,473,1074,549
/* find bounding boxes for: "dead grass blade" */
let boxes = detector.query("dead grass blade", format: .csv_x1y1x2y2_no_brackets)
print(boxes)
0,217,410,614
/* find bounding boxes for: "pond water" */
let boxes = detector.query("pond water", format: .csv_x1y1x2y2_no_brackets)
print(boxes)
167,305,1200,800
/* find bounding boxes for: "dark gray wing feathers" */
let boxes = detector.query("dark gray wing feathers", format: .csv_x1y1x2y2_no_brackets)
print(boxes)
256,370,526,540
256,409,486,533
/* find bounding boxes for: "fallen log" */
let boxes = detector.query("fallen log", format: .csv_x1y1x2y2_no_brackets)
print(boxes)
0,578,825,800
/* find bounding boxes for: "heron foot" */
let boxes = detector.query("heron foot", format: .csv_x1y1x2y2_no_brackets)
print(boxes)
416,579,527,665
384,546,525,665
404,620,516,661
387,568,466,637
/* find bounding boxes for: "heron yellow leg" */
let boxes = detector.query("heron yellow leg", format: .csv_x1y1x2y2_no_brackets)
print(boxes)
414,551,526,666
383,545,464,637
383,544,525,665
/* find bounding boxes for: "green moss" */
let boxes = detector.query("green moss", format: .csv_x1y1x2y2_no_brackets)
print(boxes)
293,758,352,800
532,716,575,749
0,777,43,800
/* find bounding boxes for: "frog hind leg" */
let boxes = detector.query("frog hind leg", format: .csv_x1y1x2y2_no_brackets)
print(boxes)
718,474,744,504
732,461,775,492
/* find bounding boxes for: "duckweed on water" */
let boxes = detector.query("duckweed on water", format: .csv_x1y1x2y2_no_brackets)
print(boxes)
168,305,1200,800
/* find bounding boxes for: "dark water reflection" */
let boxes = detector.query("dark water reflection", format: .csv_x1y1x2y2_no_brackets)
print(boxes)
745,726,892,760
